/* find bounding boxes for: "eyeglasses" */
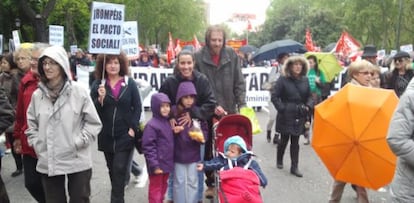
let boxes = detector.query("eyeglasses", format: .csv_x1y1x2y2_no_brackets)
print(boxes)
16,57,30,61
394,58,405,63
358,71,373,76
42,60,58,67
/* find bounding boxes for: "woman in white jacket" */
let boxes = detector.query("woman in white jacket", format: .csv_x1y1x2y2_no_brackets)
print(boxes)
26,45,102,203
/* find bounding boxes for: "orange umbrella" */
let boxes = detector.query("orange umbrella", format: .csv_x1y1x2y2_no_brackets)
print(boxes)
312,84,398,190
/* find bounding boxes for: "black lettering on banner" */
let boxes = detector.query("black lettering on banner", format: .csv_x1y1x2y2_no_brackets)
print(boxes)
137,73,147,81
92,24,99,33
260,73,269,90
150,73,159,90
249,73,259,91
159,73,173,86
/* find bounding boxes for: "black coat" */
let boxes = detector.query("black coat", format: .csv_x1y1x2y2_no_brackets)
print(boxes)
271,76,313,136
159,70,216,121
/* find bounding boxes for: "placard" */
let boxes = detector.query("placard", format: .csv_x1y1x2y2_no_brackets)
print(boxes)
88,1,125,54
49,25,64,46
0,35,3,54
122,21,139,59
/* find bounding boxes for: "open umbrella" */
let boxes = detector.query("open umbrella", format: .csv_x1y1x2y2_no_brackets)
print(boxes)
305,52,343,82
239,45,258,54
252,39,306,62
312,84,398,190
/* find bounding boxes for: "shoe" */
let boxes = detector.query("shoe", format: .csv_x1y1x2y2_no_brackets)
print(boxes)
290,168,303,177
266,134,271,143
277,163,283,169
11,169,22,177
303,138,310,145
205,186,215,199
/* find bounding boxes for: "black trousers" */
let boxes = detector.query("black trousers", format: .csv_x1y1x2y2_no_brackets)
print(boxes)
41,168,92,203
104,151,131,203
277,134,300,169
0,158,10,203
23,155,46,203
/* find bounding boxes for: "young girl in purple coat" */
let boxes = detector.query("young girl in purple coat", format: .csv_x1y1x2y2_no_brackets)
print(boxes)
142,93,177,203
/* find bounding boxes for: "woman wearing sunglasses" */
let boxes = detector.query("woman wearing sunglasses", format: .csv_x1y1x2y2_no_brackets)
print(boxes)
384,51,413,97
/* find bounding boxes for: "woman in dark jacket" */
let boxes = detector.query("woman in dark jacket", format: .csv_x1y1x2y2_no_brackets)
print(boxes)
271,55,313,178
90,52,142,203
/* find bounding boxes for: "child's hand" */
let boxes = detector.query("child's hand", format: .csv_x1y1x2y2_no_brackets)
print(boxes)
154,168,163,174
196,163,204,171
173,125,184,134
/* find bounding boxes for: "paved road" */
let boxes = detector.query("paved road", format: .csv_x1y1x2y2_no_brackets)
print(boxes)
2,110,391,203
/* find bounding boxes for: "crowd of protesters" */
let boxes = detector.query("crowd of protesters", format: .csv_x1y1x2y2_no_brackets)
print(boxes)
0,23,414,203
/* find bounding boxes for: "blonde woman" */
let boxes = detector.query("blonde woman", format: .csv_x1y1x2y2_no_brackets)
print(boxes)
329,60,374,203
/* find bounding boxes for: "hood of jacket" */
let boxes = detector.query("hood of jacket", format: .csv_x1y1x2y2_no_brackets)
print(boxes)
224,135,250,154
175,81,197,104
151,93,171,118
38,46,73,83
282,55,309,78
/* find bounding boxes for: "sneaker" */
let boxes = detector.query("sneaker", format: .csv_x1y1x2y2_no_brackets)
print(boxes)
303,138,310,145
205,186,215,199
11,169,23,177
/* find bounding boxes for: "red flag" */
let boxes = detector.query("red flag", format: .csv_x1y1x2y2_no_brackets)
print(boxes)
247,20,252,31
174,39,182,55
193,35,201,51
334,31,361,57
305,28,316,52
167,32,175,64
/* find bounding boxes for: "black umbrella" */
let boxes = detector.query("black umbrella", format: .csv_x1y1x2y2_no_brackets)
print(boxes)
239,45,258,54
323,42,337,52
252,39,307,62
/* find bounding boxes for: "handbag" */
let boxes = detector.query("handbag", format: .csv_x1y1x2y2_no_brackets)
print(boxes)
134,123,144,154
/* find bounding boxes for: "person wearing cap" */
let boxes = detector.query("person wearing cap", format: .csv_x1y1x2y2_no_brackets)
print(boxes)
196,135,267,188
384,51,414,97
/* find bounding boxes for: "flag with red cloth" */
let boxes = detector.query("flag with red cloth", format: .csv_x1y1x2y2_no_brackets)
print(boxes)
305,28,316,52
167,32,175,64
334,31,361,57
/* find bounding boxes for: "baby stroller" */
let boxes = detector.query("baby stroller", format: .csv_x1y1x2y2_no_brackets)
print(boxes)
212,114,262,203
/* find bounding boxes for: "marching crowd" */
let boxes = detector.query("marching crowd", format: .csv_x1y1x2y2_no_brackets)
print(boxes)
0,23,414,203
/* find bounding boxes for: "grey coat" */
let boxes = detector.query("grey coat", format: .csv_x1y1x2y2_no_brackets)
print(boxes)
194,46,246,114
26,46,102,176
387,78,414,202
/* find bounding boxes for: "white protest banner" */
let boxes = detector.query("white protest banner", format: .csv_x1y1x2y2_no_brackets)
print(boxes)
390,50,397,57
122,21,139,60
400,44,413,53
0,35,3,54
88,1,125,54
12,30,21,50
49,25,64,46
70,45,78,55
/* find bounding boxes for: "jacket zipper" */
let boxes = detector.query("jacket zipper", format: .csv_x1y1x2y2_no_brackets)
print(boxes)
111,82,128,152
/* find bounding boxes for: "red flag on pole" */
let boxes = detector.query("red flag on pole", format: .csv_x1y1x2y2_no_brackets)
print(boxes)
334,31,361,57
167,32,175,64
305,28,316,52
174,39,182,55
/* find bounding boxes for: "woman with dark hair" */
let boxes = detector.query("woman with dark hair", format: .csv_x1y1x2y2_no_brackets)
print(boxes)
159,50,216,203
271,55,313,178
90,52,142,203
0,53,23,177
384,51,414,97
304,55,327,145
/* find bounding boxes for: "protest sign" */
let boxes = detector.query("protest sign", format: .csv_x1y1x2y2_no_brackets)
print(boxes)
70,45,78,55
49,25,64,46
122,21,139,60
88,1,125,54
400,44,413,53
12,30,20,50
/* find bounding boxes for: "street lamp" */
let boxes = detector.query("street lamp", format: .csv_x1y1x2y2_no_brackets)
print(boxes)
15,18,21,29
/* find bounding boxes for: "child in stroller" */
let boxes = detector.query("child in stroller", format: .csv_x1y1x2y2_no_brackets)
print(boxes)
197,135,267,203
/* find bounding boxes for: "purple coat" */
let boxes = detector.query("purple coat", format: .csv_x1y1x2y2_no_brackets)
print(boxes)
142,93,174,175
173,82,208,163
